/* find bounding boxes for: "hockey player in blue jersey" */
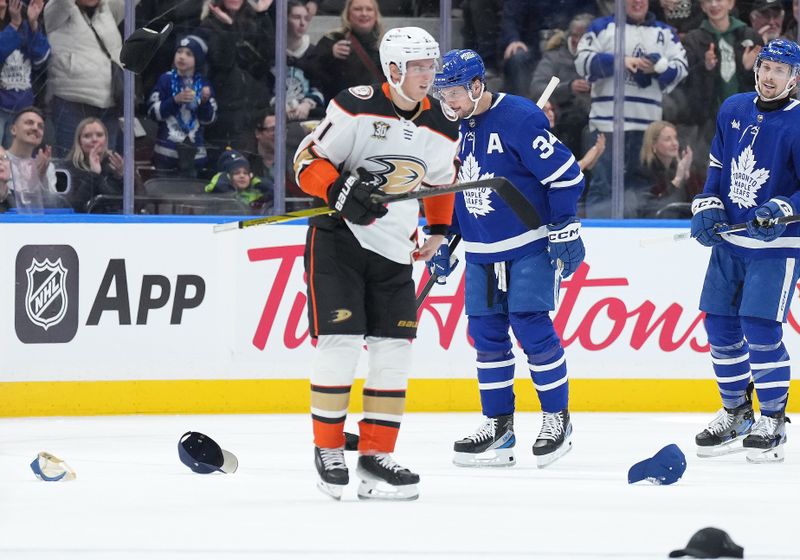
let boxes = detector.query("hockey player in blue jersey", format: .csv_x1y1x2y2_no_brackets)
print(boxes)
690,39,800,463
432,49,585,468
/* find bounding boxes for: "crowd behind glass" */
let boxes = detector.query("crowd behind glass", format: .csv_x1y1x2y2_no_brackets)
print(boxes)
0,0,798,218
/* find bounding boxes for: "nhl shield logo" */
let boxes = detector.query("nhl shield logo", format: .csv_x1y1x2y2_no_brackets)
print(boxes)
25,258,69,330
15,245,79,344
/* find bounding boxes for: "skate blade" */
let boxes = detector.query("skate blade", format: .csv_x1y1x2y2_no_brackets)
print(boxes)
356,479,419,501
696,436,748,458
316,480,345,500
536,436,573,469
746,444,785,464
453,448,516,468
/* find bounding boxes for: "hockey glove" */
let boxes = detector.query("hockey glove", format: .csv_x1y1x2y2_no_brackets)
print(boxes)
547,218,585,278
425,235,459,285
690,194,727,247
745,197,794,242
327,167,388,226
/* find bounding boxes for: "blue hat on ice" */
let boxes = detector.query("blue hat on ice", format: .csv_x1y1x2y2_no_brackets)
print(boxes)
628,443,686,485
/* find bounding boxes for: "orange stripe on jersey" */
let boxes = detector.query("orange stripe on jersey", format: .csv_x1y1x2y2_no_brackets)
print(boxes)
297,158,339,201
313,418,346,448
422,191,455,227
358,419,400,454
308,227,320,336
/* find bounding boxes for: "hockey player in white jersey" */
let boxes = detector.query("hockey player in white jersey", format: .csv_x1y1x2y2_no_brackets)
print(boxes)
432,49,585,468
690,39,800,463
293,27,460,499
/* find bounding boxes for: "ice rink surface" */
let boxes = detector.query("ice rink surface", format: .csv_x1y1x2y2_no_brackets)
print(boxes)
1,412,798,559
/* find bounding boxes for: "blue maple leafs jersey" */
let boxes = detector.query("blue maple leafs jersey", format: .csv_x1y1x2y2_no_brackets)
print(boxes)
454,93,585,264
704,93,800,258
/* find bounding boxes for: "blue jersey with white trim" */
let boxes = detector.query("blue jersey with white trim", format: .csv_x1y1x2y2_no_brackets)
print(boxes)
703,92,800,259
454,93,584,264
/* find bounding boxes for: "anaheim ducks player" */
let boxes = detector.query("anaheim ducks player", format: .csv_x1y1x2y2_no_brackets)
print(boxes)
293,27,460,501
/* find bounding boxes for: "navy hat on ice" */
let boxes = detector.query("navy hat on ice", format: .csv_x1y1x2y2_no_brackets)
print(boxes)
178,431,238,474
627,443,686,485
669,527,744,558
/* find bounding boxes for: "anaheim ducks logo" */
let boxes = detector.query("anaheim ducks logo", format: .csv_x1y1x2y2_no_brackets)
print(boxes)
364,155,427,195
330,309,353,323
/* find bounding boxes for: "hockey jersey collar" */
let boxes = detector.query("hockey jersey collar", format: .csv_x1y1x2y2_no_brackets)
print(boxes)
380,82,432,117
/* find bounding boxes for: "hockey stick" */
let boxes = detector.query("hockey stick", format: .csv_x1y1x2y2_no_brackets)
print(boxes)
536,76,560,109
639,215,800,247
371,177,542,231
213,206,336,232
415,235,461,310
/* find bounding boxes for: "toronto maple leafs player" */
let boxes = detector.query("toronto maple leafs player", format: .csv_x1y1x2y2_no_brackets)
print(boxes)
432,49,585,468
690,39,800,463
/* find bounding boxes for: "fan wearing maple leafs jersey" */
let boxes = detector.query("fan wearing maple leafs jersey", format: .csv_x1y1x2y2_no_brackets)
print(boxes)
433,49,584,469
690,39,800,463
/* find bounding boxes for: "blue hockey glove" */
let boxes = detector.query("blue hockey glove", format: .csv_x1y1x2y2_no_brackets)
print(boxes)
426,236,459,284
547,218,585,278
745,197,794,242
690,194,727,247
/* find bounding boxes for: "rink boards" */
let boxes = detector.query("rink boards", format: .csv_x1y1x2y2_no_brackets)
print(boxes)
2,217,799,416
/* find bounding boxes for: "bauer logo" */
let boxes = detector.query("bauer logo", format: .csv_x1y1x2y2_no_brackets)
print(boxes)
15,245,79,344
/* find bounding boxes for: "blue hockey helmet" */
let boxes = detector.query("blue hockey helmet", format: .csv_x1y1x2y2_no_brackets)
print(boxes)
756,39,800,74
754,39,800,100
434,49,486,92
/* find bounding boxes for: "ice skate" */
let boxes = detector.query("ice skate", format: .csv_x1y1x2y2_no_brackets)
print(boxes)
453,414,516,467
695,397,754,458
356,453,419,501
532,409,573,468
314,446,348,500
744,413,790,464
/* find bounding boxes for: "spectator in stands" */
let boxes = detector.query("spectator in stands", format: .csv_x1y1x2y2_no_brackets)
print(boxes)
575,0,688,217
681,0,761,172
649,0,705,37
542,100,607,173
531,13,594,155
148,35,217,178
782,0,798,39
460,0,502,75
206,147,273,213
0,0,49,147
305,0,384,104
750,0,785,43
6,106,56,211
0,145,13,211
631,120,702,217
250,110,276,187
277,0,324,121
62,117,123,213
499,1,596,97
199,0,275,155
44,0,126,158
136,0,205,96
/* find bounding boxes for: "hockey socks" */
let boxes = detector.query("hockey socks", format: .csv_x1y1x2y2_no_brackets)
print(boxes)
311,384,351,449
528,346,569,413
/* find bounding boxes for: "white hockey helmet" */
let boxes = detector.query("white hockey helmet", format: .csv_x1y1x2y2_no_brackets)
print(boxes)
379,27,440,100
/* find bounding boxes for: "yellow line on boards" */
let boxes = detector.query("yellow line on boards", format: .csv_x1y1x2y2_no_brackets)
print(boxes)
2,379,798,417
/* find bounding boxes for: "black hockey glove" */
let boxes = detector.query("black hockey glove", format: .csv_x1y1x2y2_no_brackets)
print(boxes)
327,168,388,226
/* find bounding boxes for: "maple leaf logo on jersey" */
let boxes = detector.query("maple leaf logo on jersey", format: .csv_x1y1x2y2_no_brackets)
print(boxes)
458,153,495,217
729,146,769,209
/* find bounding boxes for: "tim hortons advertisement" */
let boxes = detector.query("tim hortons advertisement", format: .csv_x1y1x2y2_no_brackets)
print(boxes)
3,222,800,383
